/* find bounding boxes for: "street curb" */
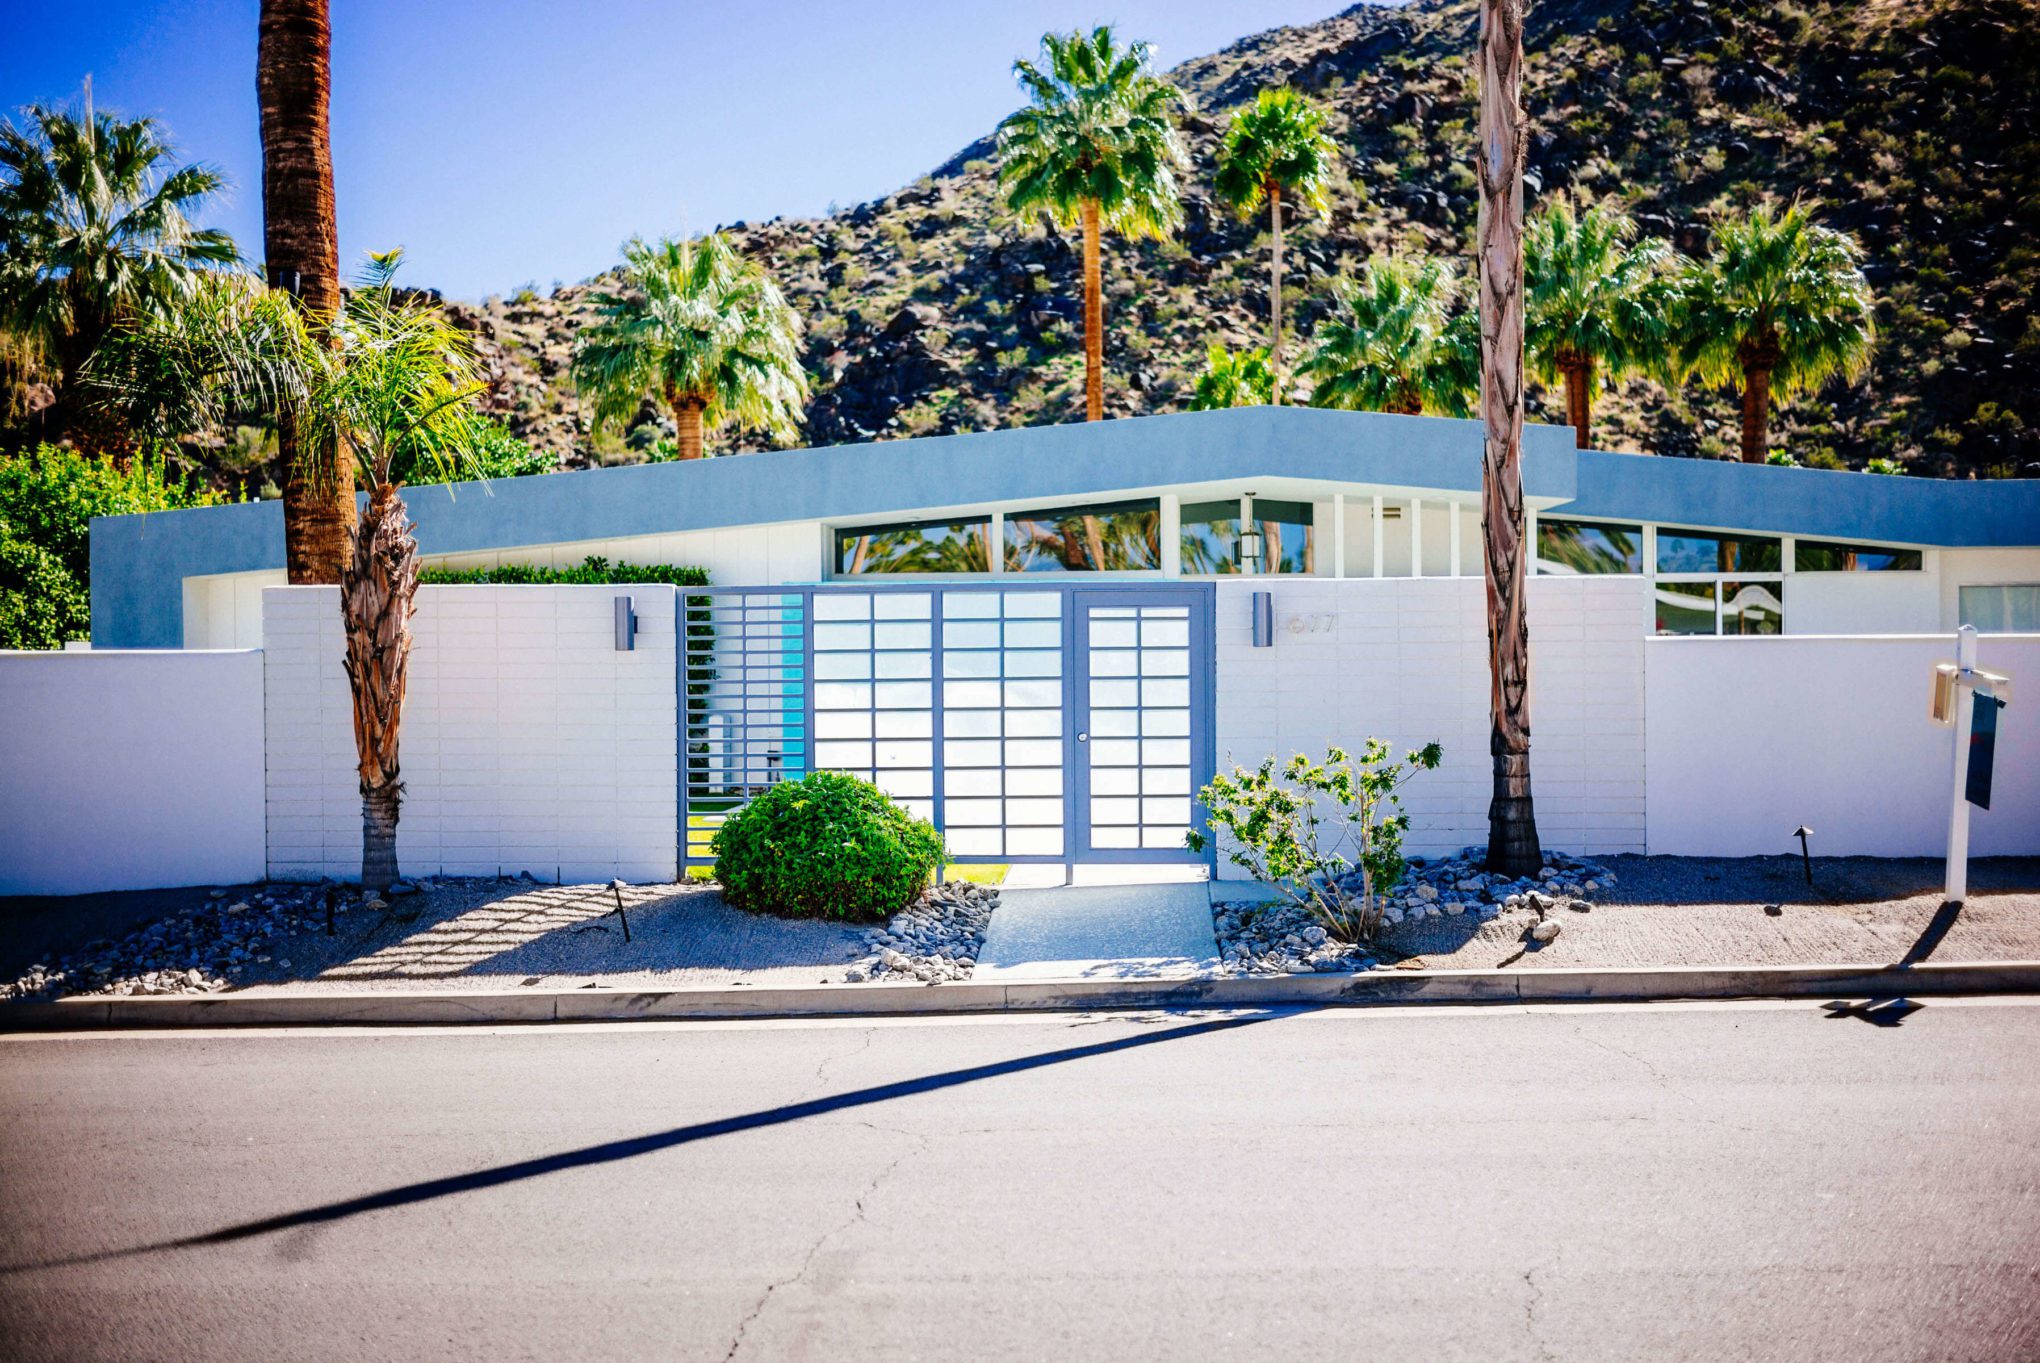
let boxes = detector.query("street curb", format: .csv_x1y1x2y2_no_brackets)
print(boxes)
5,960,2039,1031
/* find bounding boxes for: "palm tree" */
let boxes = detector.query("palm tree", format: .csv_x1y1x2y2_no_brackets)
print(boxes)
571,233,808,460
91,254,484,889
1186,343,1274,410
1680,202,1875,463
998,27,1188,423
1524,199,1679,449
0,89,238,447
1475,0,1541,877
259,0,354,584
1213,88,1336,403
1299,255,1478,416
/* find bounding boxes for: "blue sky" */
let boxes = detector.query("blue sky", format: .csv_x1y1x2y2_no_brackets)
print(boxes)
5,0,1351,300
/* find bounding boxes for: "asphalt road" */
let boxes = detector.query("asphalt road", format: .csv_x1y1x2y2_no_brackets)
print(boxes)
2,1000,2037,1362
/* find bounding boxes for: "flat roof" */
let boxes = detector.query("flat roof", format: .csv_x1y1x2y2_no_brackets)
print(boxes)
91,406,2040,646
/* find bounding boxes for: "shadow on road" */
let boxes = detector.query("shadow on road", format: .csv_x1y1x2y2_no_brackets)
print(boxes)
0,1009,1290,1275
1821,998,1924,1027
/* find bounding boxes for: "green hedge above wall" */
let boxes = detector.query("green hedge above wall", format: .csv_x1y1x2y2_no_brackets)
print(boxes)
417,555,709,586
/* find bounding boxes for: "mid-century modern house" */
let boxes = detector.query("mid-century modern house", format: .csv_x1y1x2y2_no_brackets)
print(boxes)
5,407,2033,896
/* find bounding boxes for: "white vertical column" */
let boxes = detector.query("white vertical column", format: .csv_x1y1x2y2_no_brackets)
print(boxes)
1449,501,1463,577
1410,498,1425,579
1332,492,1347,580
987,513,1005,576
1945,625,1979,903
1161,495,1182,578
1371,496,1385,578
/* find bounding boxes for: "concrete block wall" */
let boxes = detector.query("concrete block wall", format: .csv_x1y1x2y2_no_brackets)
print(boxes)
1212,577,1647,868
0,649,266,895
263,585,679,883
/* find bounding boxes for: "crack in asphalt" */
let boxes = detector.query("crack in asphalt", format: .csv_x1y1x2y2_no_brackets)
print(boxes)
721,1125,926,1361
812,1027,876,1089
1522,1266,1555,1362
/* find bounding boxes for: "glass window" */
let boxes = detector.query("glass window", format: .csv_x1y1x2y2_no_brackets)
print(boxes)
1794,540,1923,572
1251,498,1315,575
1003,499,1161,573
1179,499,1242,576
1656,529,1782,574
1721,579,1785,635
1537,519,1642,574
836,518,991,575
1960,585,2040,633
1654,580,1717,635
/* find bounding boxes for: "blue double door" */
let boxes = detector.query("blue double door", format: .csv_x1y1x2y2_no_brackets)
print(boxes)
803,583,1215,864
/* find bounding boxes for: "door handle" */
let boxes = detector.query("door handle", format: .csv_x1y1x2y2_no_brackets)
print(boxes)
1077,733,1089,742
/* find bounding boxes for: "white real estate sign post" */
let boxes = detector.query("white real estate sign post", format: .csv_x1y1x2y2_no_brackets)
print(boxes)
1932,625,2014,904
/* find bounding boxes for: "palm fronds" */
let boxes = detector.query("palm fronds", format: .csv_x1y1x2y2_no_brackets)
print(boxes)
997,26,1190,239
571,232,808,450
1300,255,1477,417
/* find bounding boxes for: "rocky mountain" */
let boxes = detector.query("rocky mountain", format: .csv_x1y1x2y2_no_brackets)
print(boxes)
449,0,2040,478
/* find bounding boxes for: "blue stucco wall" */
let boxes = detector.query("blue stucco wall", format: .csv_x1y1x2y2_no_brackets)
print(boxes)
86,406,2038,647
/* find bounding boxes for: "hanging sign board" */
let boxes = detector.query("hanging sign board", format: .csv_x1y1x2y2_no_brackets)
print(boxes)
1966,689,2005,810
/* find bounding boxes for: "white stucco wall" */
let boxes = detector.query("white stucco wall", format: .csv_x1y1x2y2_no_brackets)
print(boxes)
0,649,266,894
182,569,289,649
1645,633,2039,857
262,585,679,883
1211,576,1648,867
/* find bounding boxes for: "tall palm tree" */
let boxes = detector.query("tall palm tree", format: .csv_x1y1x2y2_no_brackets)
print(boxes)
571,233,808,460
1524,199,1678,449
1186,343,1274,410
1299,254,1478,416
1213,87,1336,403
0,89,238,447
1681,201,1875,462
998,26,1188,423
259,0,354,583
1475,0,1541,877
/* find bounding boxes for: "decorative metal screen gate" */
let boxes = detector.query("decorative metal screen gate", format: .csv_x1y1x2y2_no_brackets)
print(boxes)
680,584,1213,869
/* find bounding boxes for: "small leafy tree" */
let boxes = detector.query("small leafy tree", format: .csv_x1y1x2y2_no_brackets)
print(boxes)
1187,740,1442,943
1300,254,1478,416
1186,343,1274,410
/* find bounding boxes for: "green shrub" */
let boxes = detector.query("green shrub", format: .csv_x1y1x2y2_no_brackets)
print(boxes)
0,445,226,649
1188,740,1442,943
417,555,708,586
711,770,945,920
394,415,555,485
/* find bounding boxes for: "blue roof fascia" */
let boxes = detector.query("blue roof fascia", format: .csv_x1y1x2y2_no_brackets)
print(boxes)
1562,448,2040,548
89,497,283,648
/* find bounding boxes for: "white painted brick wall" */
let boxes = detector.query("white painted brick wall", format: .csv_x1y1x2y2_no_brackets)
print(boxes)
1212,576,1647,871
263,585,679,883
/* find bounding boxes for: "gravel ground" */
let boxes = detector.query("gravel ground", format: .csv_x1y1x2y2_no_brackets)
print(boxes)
1377,854,2040,970
5,854,2036,1001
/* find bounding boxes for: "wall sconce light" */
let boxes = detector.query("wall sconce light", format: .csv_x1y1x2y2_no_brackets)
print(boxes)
1237,492,1264,572
614,595,638,652
1251,591,1274,647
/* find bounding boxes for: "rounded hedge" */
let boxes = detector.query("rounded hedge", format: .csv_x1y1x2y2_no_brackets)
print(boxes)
711,770,945,920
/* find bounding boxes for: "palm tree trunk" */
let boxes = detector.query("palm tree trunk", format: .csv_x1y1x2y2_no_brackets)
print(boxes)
1081,198,1104,422
1476,0,1543,878
1564,360,1593,449
669,393,707,459
343,482,418,890
1269,184,1284,405
260,0,354,584
1739,364,1772,462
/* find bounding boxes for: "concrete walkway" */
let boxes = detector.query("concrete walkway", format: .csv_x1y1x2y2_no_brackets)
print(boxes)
973,882,1220,981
